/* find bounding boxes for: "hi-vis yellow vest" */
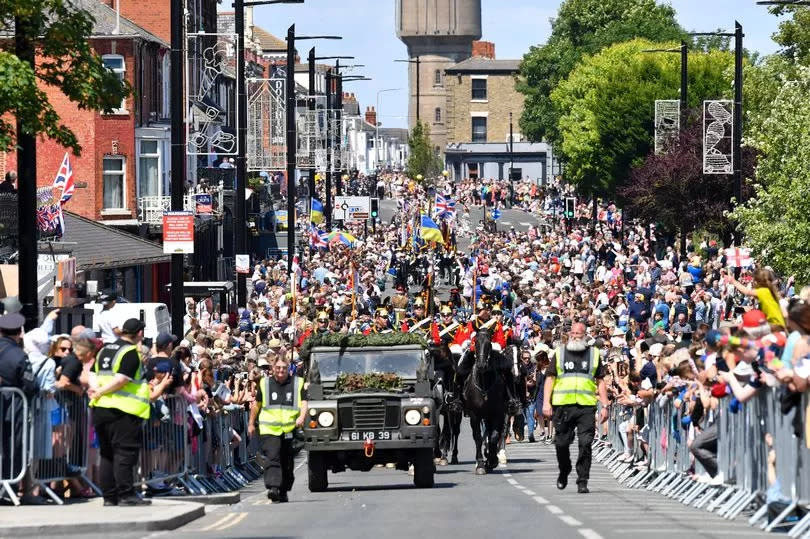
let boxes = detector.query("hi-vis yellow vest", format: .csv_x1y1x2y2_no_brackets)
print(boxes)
551,345,600,407
90,341,150,419
258,375,303,436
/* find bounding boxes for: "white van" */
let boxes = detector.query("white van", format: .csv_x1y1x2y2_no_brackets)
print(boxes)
85,302,172,342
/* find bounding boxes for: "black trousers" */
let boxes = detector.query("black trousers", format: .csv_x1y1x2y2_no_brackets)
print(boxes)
690,422,718,477
553,405,596,486
92,410,143,501
261,434,294,493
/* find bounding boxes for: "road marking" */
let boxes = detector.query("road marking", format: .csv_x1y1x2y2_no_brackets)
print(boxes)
502,472,511,477
506,478,518,485
546,505,563,514
500,221,511,225
201,513,237,531
253,499,272,505
520,222,531,226
559,515,583,527
218,512,248,530
533,495,549,504
578,529,604,539
522,489,536,495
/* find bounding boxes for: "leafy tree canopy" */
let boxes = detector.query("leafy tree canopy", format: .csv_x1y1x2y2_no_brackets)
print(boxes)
0,0,132,154
768,5,810,65
406,122,442,180
516,0,685,145
731,65,810,284
550,39,734,197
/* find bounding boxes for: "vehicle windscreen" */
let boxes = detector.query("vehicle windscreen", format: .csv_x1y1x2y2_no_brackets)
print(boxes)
312,349,423,381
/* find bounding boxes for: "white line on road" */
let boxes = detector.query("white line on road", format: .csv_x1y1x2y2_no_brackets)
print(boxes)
578,529,604,539
546,505,563,514
559,515,583,527
520,222,531,226
533,496,549,504
502,472,511,477
522,489,536,495
506,478,518,485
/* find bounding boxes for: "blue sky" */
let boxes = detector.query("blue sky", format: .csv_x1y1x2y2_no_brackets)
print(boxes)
250,1,784,129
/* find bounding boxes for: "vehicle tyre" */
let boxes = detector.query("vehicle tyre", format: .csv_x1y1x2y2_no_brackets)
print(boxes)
308,452,328,492
413,449,435,488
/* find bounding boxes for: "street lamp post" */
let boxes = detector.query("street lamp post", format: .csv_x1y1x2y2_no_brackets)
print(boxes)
233,0,303,306
284,26,341,272
375,88,402,170
395,57,421,124
169,0,185,335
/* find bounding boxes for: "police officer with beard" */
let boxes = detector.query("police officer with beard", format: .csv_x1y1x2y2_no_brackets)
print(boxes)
542,322,609,494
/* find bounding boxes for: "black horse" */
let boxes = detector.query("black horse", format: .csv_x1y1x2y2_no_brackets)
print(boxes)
463,329,507,474
430,342,463,466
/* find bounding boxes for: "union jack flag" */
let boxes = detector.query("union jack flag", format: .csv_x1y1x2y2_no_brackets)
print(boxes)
36,203,63,237
309,224,328,250
434,194,456,219
52,153,74,204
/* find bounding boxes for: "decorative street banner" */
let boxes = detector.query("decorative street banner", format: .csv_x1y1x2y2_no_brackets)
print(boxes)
703,100,734,175
186,33,238,157
247,72,286,172
235,254,250,274
162,211,195,254
654,100,680,154
297,96,327,170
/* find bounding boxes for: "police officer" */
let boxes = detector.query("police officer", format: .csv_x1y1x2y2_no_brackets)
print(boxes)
0,311,38,503
248,354,307,502
88,318,151,506
542,322,609,494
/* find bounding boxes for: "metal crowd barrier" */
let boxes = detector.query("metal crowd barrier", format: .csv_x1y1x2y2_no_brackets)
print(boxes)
593,389,810,537
2,388,263,506
30,390,101,504
0,388,31,506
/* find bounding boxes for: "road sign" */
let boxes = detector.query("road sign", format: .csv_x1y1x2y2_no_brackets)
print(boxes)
333,196,370,223
491,209,501,220
163,211,194,254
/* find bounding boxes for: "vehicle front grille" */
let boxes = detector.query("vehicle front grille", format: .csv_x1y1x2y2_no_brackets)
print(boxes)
352,398,386,430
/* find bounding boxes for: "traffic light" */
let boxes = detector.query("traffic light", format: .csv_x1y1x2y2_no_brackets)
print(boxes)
370,198,379,219
565,197,575,219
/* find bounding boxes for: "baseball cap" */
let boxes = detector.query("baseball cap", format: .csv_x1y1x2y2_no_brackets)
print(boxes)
156,331,178,349
741,309,769,338
121,318,146,335
153,360,173,373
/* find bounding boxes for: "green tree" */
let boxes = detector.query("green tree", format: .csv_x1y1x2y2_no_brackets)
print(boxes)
550,39,733,198
0,0,131,154
406,122,442,180
769,5,810,65
731,66,810,284
516,0,684,145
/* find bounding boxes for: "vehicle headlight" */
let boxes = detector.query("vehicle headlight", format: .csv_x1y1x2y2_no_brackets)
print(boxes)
421,406,431,415
317,410,335,428
404,409,422,426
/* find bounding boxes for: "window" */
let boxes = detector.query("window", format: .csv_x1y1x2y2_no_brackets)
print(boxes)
471,78,487,100
102,54,127,113
434,69,442,86
434,107,442,123
103,156,126,209
138,140,160,197
472,117,487,142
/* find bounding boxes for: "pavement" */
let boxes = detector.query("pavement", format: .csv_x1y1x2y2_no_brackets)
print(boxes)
0,497,205,538
42,422,772,539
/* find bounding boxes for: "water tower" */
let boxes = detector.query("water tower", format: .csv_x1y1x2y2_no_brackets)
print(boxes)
396,0,482,152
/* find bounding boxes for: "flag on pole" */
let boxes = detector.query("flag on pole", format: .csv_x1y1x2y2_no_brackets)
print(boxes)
310,198,324,224
420,215,445,244
724,247,753,268
309,224,329,250
434,194,456,219
52,152,75,204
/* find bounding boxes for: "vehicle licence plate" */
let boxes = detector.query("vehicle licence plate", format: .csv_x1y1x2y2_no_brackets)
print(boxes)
350,431,391,441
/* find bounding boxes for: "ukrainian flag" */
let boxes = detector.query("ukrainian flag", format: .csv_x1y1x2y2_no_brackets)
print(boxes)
420,214,445,244
310,198,324,224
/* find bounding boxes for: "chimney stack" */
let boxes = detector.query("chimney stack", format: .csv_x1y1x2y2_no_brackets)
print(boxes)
472,41,495,59
365,106,377,126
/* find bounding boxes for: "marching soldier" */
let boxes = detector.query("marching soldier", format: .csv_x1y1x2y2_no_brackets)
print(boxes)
249,354,308,502
542,322,609,494
391,284,409,325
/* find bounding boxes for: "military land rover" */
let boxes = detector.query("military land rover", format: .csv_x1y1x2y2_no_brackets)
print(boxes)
301,334,437,491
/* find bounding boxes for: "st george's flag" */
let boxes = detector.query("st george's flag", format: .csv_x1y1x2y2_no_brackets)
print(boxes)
310,198,324,224
420,214,445,244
